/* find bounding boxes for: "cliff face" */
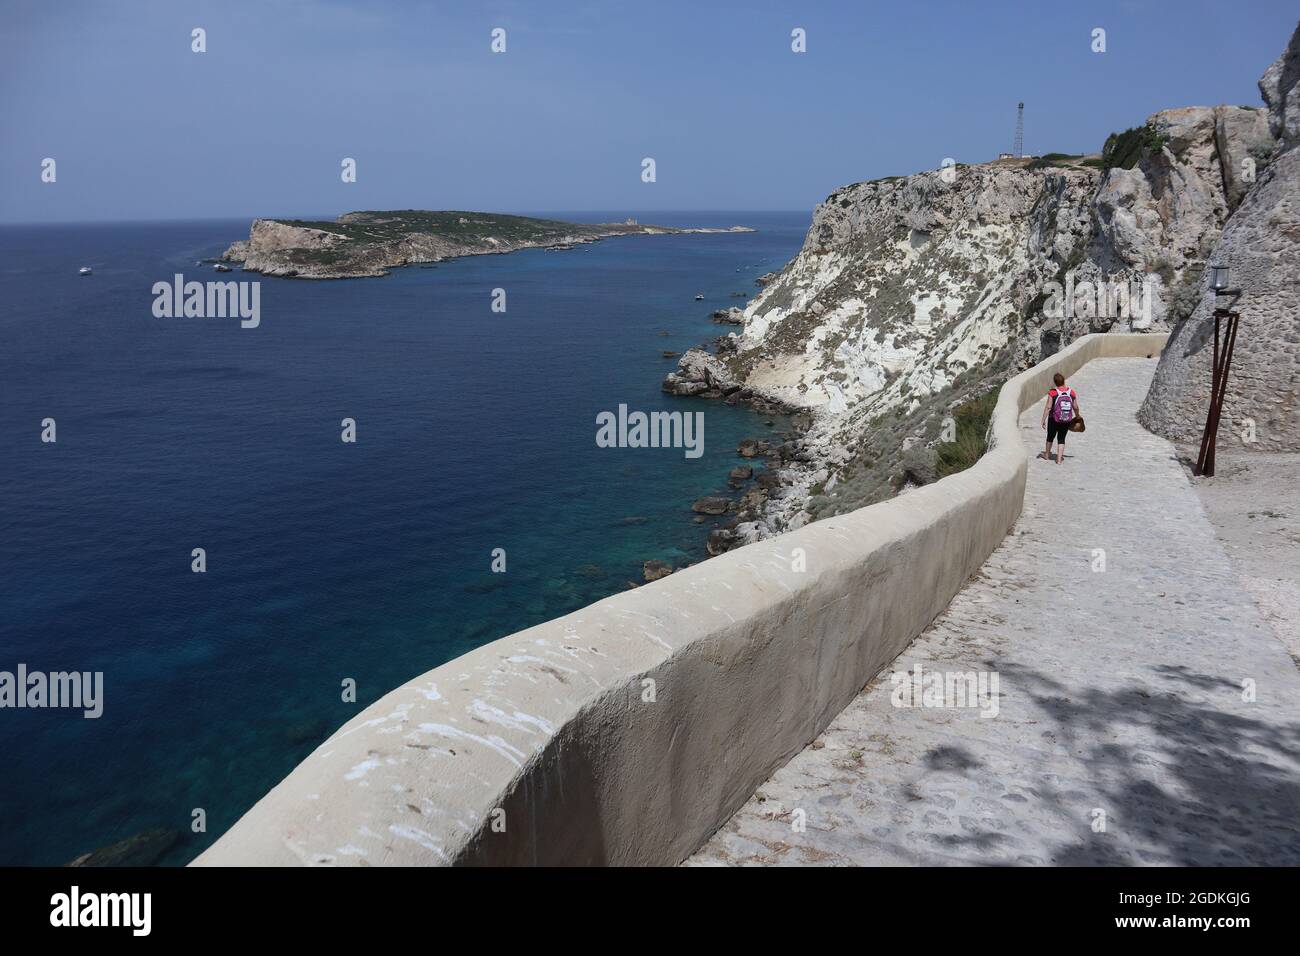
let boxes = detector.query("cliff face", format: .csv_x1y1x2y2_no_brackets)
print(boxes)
1140,24,1300,451
669,90,1279,544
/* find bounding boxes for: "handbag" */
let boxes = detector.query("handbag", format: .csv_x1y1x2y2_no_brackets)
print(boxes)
1069,414,1086,433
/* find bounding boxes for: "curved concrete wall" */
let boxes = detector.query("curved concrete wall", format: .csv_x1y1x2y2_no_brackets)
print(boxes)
195,332,1166,866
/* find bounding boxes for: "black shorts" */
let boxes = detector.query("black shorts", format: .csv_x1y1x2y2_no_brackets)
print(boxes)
1047,419,1070,444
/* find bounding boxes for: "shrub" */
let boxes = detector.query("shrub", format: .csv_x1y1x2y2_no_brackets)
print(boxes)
1248,142,1275,168
898,446,936,487
936,388,1001,478
1149,255,1176,286
1166,262,1206,325
1101,124,1169,170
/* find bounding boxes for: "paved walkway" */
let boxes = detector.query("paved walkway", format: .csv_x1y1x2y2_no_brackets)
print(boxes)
689,358,1300,866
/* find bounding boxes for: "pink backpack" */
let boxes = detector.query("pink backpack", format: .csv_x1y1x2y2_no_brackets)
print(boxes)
1051,387,1076,423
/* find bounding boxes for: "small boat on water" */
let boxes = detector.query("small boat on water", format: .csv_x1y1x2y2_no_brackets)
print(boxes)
694,293,705,300
213,263,232,272
78,266,92,276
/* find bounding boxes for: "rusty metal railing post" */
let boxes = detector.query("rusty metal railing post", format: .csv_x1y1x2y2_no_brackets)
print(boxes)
1194,266,1243,479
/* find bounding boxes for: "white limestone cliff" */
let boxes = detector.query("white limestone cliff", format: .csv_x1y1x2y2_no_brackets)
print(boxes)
669,76,1283,543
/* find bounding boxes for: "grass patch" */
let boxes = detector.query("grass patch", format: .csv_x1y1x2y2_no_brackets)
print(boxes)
809,347,1019,521
936,388,1000,478
276,211,616,246
1027,152,1084,170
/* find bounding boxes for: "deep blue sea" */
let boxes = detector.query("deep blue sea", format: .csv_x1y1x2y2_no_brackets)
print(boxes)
0,212,808,865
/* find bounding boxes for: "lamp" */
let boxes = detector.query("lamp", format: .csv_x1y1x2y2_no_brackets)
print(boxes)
1194,265,1244,478
1209,264,1231,292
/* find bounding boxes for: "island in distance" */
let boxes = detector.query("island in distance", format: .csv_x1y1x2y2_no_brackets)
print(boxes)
221,210,756,279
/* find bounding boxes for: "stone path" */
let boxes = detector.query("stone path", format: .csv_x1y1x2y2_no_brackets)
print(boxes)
688,358,1300,866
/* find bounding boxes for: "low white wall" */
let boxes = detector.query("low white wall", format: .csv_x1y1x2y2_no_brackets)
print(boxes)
195,333,1166,866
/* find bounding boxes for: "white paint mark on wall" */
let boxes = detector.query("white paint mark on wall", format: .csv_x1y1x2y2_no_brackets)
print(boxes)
388,824,448,861
344,758,381,781
416,723,526,768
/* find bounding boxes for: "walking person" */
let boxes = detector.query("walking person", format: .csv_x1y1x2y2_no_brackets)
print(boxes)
1040,373,1080,464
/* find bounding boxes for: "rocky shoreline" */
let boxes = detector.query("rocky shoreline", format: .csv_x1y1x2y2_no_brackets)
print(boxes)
640,273,815,569
663,347,816,559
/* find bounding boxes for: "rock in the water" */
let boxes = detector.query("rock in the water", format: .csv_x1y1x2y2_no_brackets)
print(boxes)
737,438,761,458
642,559,674,582
67,828,180,867
691,496,730,515
706,529,737,556
662,378,709,396
662,347,741,397
729,465,753,480
285,717,329,746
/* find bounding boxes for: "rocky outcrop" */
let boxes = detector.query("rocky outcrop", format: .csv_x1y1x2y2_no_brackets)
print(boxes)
662,347,742,397
1216,107,1276,211
223,211,753,279
1262,26,1300,148
1140,23,1300,451
642,560,674,582
667,34,1291,541
67,827,180,867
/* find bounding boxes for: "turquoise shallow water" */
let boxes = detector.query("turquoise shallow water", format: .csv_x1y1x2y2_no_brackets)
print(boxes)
0,211,808,864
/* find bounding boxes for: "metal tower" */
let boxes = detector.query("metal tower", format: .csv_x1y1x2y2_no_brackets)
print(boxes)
1013,102,1024,158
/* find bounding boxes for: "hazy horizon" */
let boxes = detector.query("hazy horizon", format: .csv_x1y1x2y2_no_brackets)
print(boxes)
0,208,813,228
3,0,1296,224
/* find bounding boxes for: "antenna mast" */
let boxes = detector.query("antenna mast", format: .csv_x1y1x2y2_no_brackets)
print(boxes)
1013,102,1024,158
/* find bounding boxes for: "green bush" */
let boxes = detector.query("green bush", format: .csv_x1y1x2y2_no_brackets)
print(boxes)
1101,124,1169,170
1248,142,1275,169
936,388,1001,478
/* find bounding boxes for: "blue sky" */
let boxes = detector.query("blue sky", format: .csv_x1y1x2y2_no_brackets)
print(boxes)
2,0,1295,222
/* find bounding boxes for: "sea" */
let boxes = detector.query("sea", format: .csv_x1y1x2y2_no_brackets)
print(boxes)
0,211,809,865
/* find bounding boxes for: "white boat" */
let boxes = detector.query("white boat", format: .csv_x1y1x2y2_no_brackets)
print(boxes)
78,267,92,276
213,263,232,272
694,293,704,300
